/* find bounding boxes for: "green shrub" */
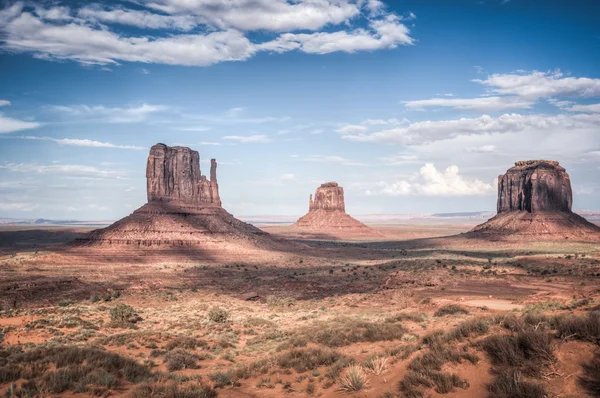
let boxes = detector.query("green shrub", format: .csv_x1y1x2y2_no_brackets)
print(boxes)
109,304,140,324
434,304,469,317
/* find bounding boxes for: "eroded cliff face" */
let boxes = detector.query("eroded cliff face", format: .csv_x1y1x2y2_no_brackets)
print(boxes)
497,160,572,213
146,143,220,206
309,182,346,212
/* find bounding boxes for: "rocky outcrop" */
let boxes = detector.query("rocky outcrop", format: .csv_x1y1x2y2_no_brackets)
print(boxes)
70,143,291,258
470,160,600,240
146,143,220,206
309,182,345,212
295,182,378,236
497,160,572,213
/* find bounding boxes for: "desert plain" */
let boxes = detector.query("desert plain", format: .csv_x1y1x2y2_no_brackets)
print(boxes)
0,214,599,398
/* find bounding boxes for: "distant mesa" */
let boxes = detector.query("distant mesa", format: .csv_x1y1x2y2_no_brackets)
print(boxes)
469,160,600,240
70,143,289,259
294,182,377,234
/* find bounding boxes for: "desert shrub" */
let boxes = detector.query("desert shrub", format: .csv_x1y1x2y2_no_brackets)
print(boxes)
434,304,469,317
129,380,217,398
286,317,405,348
166,336,208,351
243,317,276,328
207,307,229,323
482,329,555,377
555,311,600,345
276,347,344,373
398,370,468,397
424,317,490,345
266,296,296,309
579,351,600,395
109,304,140,325
386,312,427,323
164,349,200,371
488,369,546,398
209,370,239,388
338,365,369,392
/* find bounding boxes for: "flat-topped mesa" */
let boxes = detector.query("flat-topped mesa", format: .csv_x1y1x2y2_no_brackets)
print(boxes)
497,160,572,214
146,143,221,206
309,182,345,212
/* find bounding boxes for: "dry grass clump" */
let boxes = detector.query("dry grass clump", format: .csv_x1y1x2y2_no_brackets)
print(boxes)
434,304,470,317
338,365,369,392
276,347,345,373
207,307,229,323
363,356,389,375
423,317,491,345
487,369,546,398
284,317,406,348
555,311,600,344
129,380,217,398
579,351,600,395
0,345,151,395
398,369,469,397
209,370,240,388
397,342,475,397
482,328,556,377
165,336,208,351
386,312,427,323
164,349,201,371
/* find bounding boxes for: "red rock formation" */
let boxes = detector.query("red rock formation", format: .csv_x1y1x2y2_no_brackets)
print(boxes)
470,160,600,240
70,144,290,258
294,182,378,235
497,160,572,213
146,143,220,206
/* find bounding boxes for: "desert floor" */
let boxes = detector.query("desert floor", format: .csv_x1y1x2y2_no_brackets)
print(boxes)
0,222,599,397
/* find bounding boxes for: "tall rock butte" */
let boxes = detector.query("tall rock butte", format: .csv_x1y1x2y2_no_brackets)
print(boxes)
71,143,288,260
294,182,376,234
146,144,221,206
470,160,600,239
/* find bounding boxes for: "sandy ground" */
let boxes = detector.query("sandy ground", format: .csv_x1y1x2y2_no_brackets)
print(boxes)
0,222,599,397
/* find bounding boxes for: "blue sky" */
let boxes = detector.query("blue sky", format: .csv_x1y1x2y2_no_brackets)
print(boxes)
0,0,599,219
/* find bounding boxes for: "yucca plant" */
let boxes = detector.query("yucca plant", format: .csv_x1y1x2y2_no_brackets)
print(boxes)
338,365,369,392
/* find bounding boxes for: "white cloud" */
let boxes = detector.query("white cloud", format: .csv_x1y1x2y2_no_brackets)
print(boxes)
336,124,368,134
144,0,362,32
21,136,145,150
0,100,10,107
404,96,535,112
568,103,600,114
0,4,414,67
362,118,407,126
172,126,212,131
78,6,198,31
340,112,600,145
366,164,495,196
280,173,296,181
474,70,600,100
222,134,271,143
467,145,497,153
299,155,366,166
0,114,40,133
0,163,126,179
0,202,38,212
379,153,420,165
259,15,413,54
198,141,222,146
49,103,167,123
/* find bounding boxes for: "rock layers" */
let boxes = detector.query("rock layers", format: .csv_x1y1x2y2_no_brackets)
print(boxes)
70,143,289,260
470,160,600,240
294,182,377,235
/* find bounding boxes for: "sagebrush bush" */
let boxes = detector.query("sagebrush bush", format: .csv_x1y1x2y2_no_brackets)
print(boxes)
579,351,600,395
109,304,140,324
207,307,229,323
434,304,470,317
164,349,201,371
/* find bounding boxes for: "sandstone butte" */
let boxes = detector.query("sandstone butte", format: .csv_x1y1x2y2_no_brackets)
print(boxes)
294,182,377,234
470,160,600,240
70,143,290,259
